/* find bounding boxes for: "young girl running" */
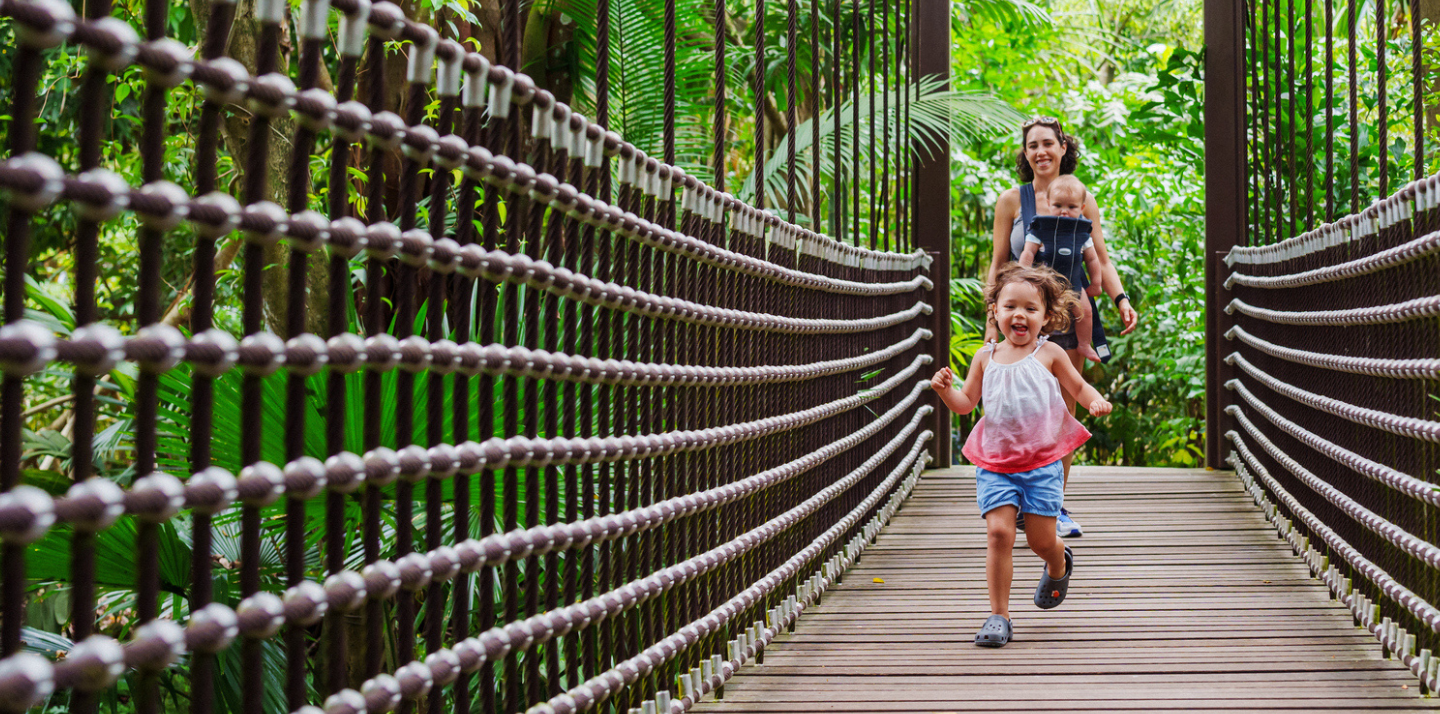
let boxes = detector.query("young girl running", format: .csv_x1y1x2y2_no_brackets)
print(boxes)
930,263,1112,647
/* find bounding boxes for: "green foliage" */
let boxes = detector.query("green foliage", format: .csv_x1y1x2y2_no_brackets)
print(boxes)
946,1,1207,467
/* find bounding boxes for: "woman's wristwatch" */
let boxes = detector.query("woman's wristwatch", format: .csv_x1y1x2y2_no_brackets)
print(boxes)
1112,292,1131,308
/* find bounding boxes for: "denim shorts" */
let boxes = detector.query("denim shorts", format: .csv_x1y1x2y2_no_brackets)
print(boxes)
975,460,1065,518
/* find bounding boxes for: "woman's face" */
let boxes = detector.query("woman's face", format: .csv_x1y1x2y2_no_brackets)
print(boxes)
1024,125,1066,178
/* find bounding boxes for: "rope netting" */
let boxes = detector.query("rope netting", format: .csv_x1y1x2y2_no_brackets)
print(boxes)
0,0,938,711
1223,0,1438,691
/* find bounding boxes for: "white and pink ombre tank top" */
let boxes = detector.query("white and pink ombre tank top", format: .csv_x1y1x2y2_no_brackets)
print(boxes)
961,337,1090,473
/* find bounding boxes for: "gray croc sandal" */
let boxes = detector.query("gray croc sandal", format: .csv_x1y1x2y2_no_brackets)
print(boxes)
1034,546,1073,610
974,615,1013,647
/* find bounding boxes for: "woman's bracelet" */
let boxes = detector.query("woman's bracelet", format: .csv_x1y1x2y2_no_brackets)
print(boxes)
1112,292,1131,308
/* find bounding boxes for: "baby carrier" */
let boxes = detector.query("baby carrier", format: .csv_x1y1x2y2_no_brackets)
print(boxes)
1019,184,1111,363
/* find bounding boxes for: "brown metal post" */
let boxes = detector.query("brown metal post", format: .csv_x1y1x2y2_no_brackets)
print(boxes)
1204,0,1245,468
913,0,951,467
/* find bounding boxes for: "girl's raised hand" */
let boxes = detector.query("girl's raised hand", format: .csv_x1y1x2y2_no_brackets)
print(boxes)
1088,397,1112,417
930,368,954,393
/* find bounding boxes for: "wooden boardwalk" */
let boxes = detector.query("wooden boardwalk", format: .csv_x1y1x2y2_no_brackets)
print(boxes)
694,466,1440,713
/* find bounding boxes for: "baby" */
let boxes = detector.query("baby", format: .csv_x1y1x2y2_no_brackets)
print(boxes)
1018,175,1105,364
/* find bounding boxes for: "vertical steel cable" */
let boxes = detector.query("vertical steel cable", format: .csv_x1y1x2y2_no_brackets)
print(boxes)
811,0,821,226
284,7,326,705
788,0,799,221
500,0,524,702
1412,0,1423,178
595,0,615,687
0,0,43,667
1246,0,1258,242
879,0,890,249
851,2,861,245
1349,0,1360,214
68,0,130,710
423,57,460,714
1287,0,1297,238
1305,0,1315,229
447,50,491,714
133,0,171,706
833,0,843,241
323,3,363,702
1377,0,1388,197
867,0,876,249
756,0,767,210
1260,0,1272,242
392,57,432,714
358,30,390,689
1325,0,1336,220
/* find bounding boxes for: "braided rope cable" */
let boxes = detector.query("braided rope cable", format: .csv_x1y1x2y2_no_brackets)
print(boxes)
1226,295,1440,327
1226,173,1436,266
350,411,933,714
1226,434,1440,635
1225,226,1440,288
533,428,933,714
1225,404,1440,569
0,385,933,696
0,0,926,271
1225,324,1440,378
0,155,932,297
1227,352,1440,443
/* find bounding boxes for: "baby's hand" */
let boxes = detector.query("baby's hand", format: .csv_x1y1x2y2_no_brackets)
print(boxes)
930,367,954,393
1086,282,1104,297
1088,397,1112,417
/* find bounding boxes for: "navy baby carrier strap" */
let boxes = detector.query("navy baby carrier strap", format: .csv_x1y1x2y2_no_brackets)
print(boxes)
1019,183,1038,237
1016,182,1112,363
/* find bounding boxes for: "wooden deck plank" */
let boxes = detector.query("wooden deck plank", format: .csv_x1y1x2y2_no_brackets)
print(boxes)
692,466,1437,712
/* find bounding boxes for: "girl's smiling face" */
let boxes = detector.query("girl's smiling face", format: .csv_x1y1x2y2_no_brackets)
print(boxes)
991,280,1049,347
1024,126,1067,179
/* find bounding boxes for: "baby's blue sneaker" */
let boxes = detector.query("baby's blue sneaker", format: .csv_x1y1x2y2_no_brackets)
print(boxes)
1057,508,1083,538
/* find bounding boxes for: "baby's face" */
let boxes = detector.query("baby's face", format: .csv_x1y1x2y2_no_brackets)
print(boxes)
1050,188,1085,218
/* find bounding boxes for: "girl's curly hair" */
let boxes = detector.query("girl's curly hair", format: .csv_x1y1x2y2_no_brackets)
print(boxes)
985,262,1083,334
1014,121,1083,182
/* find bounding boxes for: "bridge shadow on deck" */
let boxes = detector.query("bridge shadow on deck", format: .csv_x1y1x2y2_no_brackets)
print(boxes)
694,466,1439,713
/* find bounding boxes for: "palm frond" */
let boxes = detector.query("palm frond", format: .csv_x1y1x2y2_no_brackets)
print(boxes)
736,76,1022,213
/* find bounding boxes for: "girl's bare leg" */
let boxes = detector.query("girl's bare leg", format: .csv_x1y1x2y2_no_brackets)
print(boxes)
1060,348,1083,489
984,506,1018,617
1022,515,1069,578
1075,298,1101,363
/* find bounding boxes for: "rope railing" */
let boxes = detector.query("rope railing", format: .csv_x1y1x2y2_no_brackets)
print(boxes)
1222,0,1438,689
0,0,937,710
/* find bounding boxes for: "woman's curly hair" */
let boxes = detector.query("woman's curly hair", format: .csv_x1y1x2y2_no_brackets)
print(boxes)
985,262,1082,334
1014,120,1083,182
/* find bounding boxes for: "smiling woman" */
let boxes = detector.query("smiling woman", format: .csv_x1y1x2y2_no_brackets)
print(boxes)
985,116,1140,535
